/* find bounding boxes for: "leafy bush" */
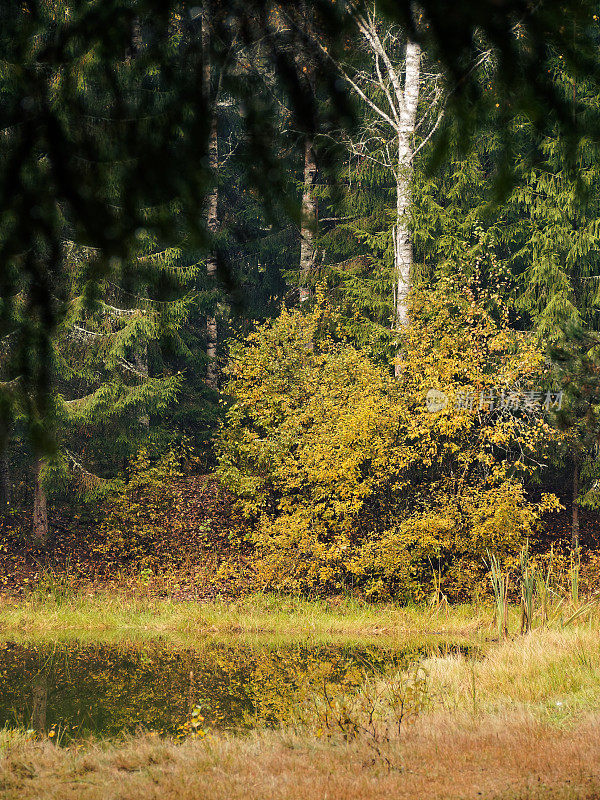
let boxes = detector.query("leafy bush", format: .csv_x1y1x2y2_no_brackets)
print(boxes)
217,287,561,599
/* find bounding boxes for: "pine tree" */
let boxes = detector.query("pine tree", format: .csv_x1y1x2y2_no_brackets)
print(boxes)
13,233,194,543
55,237,191,477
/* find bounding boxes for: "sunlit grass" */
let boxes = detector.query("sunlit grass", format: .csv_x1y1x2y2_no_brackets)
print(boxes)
288,624,600,750
0,591,499,646
415,626,600,721
0,726,35,755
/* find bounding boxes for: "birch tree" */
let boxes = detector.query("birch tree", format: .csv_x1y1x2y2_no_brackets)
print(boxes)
328,9,442,373
202,4,220,389
299,137,318,304
298,7,318,305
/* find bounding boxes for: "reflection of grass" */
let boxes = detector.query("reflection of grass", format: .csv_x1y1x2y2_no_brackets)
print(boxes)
3,627,600,799
0,592,497,646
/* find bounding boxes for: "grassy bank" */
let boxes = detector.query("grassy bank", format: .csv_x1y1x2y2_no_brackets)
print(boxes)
3,627,600,799
345,627,600,725
0,592,497,645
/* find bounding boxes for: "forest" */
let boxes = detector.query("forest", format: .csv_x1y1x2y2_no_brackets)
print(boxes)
2,2,600,799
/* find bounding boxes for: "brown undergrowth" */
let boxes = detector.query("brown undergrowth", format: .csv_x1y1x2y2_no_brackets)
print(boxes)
1,712,600,800
0,476,255,600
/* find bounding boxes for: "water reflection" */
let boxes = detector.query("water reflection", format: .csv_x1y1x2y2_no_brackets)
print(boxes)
0,640,466,740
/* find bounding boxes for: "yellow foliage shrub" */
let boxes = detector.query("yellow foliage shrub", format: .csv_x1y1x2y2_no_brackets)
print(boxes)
217,285,561,599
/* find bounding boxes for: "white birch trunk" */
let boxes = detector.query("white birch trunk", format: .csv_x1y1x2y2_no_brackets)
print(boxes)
299,136,318,303
393,40,420,376
327,12,431,376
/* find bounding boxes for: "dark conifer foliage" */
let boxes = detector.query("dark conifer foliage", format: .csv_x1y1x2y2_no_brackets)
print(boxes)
0,0,350,445
2,0,600,444
2,0,600,436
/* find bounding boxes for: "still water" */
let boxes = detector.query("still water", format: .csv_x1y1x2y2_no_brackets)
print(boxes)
0,639,463,740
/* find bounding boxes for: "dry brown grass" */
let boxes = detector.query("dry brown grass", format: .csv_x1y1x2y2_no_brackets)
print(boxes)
421,627,600,713
2,712,600,800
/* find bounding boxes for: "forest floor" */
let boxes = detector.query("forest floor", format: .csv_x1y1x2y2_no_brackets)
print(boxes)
0,477,255,600
2,623,600,799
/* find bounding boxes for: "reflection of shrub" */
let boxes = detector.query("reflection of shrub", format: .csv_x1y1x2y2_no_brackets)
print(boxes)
305,662,431,770
217,289,561,599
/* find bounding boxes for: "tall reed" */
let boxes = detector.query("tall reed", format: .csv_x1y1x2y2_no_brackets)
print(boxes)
519,545,536,634
488,552,509,638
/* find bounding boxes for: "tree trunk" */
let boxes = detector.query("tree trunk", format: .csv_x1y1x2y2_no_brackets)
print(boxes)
126,16,142,60
299,136,318,303
205,113,219,389
133,339,150,432
131,17,142,55
33,458,48,544
298,4,317,306
393,40,420,377
0,444,10,512
31,673,48,733
572,458,580,554
202,5,219,390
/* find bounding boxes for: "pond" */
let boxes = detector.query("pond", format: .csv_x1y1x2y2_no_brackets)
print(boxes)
0,639,467,741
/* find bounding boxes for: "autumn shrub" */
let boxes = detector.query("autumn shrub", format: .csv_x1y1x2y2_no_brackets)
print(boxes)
217,286,562,599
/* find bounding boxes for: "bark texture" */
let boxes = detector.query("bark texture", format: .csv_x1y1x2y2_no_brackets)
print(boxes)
203,5,219,390
393,40,421,343
298,5,318,305
299,136,318,303
33,457,48,544
205,114,219,389
0,445,10,511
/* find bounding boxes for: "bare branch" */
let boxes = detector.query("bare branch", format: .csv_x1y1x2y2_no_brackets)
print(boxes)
412,108,445,159
354,11,405,114
315,40,397,129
